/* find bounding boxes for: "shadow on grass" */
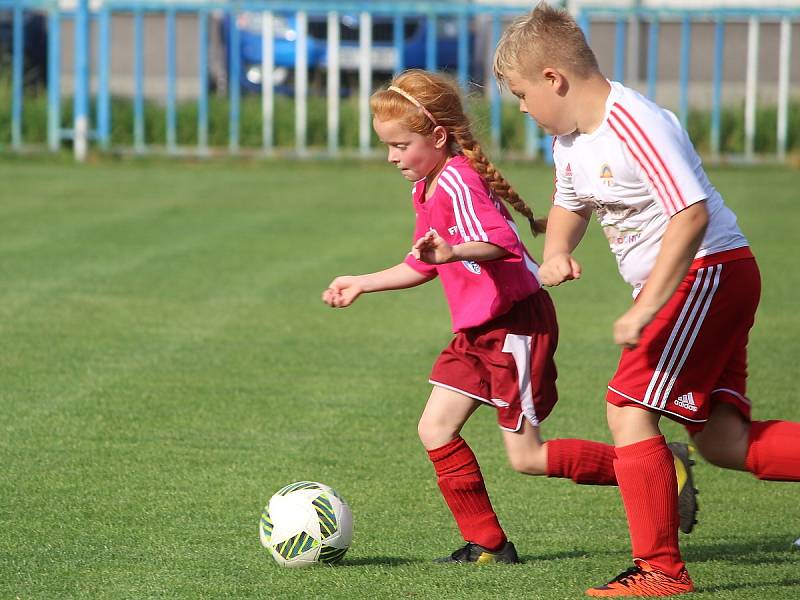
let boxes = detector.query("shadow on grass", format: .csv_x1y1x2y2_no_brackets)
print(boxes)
338,556,419,567
685,535,800,565
520,549,590,562
697,578,800,594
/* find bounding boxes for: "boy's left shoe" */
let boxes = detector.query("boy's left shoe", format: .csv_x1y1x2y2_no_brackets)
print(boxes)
434,541,520,564
586,560,694,597
668,442,699,534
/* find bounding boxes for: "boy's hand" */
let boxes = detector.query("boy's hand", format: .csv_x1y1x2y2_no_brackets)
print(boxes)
322,276,364,308
613,305,655,349
412,231,455,264
539,253,582,286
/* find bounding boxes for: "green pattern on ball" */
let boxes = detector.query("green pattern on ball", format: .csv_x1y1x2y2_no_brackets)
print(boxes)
274,531,319,560
275,481,324,496
312,493,337,540
260,512,273,540
319,544,348,564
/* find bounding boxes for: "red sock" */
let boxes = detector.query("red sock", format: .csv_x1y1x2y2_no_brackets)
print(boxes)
546,439,617,485
614,435,684,578
427,436,506,551
745,420,800,481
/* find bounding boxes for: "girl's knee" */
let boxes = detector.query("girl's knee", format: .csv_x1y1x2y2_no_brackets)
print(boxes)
417,417,458,450
506,447,547,475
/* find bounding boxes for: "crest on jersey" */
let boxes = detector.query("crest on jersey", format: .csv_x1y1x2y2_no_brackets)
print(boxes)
462,260,482,274
600,164,614,186
564,163,572,177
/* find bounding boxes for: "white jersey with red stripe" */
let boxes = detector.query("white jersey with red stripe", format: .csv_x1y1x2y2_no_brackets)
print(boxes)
552,81,748,294
404,155,541,332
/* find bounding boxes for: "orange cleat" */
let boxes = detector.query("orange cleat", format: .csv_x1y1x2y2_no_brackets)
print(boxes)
586,560,695,597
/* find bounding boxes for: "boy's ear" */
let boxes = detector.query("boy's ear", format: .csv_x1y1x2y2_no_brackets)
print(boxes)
543,67,569,95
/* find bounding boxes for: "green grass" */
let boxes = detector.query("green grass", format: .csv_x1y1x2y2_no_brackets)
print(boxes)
1,158,798,599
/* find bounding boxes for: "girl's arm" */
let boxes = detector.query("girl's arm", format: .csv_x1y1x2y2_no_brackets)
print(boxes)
412,231,509,264
322,263,434,308
539,205,593,286
614,201,709,348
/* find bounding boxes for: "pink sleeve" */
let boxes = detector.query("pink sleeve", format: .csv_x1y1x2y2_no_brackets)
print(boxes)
438,166,521,258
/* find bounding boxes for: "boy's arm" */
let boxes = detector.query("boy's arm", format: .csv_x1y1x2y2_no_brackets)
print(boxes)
614,201,708,348
322,263,434,308
539,205,593,286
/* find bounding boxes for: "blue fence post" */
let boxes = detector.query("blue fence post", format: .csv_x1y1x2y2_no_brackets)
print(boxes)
426,12,437,72
489,14,501,153
134,7,145,154
97,6,111,150
166,7,177,153
229,9,241,154
198,10,209,154
678,15,691,127
12,4,24,150
74,0,90,160
47,6,61,151
457,10,469,89
710,17,725,159
614,17,626,84
578,10,590,43
646,15,660,100
393,12,405,74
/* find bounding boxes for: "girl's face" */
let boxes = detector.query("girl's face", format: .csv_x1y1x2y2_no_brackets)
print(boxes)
373,117,447,182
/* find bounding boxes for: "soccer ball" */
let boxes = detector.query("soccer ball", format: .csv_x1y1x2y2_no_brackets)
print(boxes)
259,481,353,568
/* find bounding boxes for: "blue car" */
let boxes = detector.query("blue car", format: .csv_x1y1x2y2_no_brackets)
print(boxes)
219,11,474,94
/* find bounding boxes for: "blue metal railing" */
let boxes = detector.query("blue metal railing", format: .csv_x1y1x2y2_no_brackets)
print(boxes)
578,6,800,162
1,2,798,162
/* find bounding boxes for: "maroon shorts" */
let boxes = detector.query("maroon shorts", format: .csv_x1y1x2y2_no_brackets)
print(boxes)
429,290,558,432
607,248,759,433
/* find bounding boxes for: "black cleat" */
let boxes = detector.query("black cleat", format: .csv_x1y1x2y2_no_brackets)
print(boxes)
668,442,699,534
435,541,520,564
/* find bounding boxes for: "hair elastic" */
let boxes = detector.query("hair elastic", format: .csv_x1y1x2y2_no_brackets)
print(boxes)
388,85,439,126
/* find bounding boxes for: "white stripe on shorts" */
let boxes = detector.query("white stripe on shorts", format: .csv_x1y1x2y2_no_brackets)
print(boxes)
643,264,722,410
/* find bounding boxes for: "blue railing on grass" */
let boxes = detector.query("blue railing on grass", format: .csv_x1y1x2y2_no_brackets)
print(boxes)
1,1,798,163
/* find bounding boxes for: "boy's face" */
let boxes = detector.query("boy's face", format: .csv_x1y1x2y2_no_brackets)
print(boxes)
373,117,446,182
504,69,574,136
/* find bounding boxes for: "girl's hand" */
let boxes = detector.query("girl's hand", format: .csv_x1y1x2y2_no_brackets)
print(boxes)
412,231,455,264
538,252,582,286
322,276,364,308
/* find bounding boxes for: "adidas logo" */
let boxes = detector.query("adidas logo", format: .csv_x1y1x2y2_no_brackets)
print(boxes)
674,392,698,412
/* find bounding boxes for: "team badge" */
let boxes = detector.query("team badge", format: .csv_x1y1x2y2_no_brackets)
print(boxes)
600,163,614,186
462,260,481,274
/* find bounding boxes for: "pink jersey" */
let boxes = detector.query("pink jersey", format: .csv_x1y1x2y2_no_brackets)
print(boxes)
403,155,541,332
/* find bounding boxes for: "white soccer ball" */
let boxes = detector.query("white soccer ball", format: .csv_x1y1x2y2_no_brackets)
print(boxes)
259,481,353,568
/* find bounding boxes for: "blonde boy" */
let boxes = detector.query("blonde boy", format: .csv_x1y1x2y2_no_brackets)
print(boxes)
495,3,800,597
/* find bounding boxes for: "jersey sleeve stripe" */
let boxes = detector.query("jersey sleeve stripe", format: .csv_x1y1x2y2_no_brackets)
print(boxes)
613,103,687,210
438,177,472,241
608,112,679,215
441,170,481,242
446,167,489,242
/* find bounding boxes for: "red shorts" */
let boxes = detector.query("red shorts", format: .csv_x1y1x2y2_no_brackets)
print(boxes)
429,290,558,432
607,248,759,433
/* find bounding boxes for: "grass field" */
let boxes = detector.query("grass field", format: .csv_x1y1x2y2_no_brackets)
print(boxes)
1,158,798,599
